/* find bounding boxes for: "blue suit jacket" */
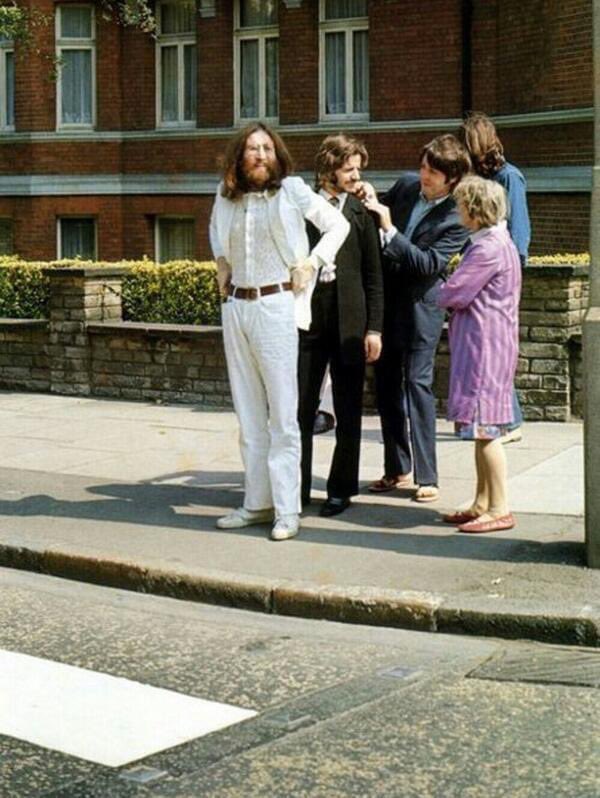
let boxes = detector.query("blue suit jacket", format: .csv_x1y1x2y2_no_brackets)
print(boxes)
381,173,470,350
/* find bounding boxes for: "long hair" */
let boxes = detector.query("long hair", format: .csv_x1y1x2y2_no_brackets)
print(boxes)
420,134,472,190
459,112,506,178
314,133,368,191
219,122,293,200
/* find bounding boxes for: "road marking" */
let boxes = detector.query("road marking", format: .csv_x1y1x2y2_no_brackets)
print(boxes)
0,649,256,767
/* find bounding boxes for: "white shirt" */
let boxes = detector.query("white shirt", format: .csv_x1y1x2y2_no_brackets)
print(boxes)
229,192,289,288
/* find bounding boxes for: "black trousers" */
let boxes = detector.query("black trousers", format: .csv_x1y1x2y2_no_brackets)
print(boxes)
374,343,438,486
298,282,365,501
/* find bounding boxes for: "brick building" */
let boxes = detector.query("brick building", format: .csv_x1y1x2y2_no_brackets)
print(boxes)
0,0,593,263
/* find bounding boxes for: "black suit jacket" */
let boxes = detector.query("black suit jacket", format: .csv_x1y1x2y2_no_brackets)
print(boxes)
381,173,470,350
307,193,383,364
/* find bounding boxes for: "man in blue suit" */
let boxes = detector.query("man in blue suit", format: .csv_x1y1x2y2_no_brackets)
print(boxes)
362,135,471,502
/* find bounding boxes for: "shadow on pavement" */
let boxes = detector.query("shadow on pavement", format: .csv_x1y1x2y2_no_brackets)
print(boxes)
0,469,586,567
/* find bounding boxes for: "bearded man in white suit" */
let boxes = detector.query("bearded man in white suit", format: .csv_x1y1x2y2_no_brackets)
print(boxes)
209,123,349,541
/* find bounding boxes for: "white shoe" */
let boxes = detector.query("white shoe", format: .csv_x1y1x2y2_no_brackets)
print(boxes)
217,507,274,529
270,514,300,541
499,427,523,445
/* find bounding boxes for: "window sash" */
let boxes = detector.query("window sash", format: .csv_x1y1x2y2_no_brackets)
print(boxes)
323,0,367,20
156,218,195,263
157,1,197,127
59,218,96,260
240,0,278,28
59,48,93,125
320,2,368,119
59,5,94,39
159,0,196,35
236,35,278,121
56,6,95,128
0,47,14,129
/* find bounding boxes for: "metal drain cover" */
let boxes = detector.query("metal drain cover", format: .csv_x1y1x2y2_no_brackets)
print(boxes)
468,646,600,689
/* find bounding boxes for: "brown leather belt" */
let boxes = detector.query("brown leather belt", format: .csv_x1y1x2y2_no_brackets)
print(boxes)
228,282,292,300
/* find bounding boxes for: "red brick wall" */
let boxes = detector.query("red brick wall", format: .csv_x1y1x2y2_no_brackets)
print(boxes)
279,2,318,125
471,0,593,115
198,1,234,127
120,27,156,130
529,194,590,256
370,0,463,120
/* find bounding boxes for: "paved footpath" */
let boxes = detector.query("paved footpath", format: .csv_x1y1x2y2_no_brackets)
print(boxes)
1,391,598,646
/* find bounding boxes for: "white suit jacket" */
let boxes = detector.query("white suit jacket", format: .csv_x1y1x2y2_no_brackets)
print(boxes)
209,176,350,330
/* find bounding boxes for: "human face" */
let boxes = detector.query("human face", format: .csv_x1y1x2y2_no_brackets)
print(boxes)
330,153,363,195
458,201,480,232
242,130,277,189
419,157,451,201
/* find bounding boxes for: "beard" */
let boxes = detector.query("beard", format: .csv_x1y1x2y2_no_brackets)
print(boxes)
242,160,282,192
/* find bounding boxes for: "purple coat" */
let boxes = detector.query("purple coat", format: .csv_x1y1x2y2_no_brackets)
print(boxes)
437,222,522,425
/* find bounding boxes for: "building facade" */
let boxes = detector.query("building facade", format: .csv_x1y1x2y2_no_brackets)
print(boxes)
0,0,593,263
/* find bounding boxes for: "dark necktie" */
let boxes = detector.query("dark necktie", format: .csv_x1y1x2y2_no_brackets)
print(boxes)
329,196,339,207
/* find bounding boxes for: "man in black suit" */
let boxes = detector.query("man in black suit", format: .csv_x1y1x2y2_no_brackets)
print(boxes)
362,134,471,503
298,134,383,517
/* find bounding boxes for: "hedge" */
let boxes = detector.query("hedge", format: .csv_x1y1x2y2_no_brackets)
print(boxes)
0,253,591,323
0,258,221,324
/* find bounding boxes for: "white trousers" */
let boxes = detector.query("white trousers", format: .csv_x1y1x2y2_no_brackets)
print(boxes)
222,291,300,517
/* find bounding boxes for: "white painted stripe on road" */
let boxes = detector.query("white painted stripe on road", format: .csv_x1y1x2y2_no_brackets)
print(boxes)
0,649,256,767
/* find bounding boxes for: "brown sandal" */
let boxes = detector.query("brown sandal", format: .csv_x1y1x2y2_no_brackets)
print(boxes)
368,474,412,493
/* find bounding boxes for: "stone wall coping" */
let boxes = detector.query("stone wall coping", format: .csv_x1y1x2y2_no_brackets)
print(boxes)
0,318,49,330
87,321,223,338
42,267,130,278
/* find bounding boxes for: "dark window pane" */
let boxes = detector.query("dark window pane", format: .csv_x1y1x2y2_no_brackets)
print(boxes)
158,219,194,262
61,6,93,38
353,30,368,113
0,219,13,255
240,0,278,27
265,38,278,118
61,218,96,260
240,39,259,118
324,0,367,20
325,32,345,115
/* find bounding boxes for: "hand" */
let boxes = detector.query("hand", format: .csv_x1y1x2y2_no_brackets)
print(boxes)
362,195,393,232
290,258,316,294
216,256,231,298
364,333,382,363
355,180,376,203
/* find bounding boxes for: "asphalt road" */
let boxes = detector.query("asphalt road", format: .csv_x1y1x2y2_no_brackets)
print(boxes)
1,568,598,798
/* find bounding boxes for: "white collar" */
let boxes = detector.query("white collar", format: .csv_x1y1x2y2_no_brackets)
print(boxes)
470,219,507,243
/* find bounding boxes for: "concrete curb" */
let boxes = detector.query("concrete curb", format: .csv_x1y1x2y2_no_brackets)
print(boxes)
1,542,598,647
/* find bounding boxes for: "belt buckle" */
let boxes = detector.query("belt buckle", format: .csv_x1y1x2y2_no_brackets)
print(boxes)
248,287,258,300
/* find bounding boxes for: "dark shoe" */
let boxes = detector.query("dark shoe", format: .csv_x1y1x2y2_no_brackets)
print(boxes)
313,411,335,436
320,496,351,517
301,494,311,507
368,474,412,493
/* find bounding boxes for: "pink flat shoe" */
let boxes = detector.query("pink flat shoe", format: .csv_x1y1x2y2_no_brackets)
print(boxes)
457,513,516,534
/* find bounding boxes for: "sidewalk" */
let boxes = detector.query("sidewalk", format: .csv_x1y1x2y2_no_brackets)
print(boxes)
1,391,598,646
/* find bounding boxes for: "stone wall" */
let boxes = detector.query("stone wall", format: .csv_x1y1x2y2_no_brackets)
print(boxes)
0,265,589,421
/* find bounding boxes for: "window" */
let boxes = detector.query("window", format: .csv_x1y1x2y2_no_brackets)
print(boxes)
156,0,197,126
156,218,195,263
0,33,14,130
320,0,368,119
0,219,13,255
56,5,96,128
235,0,278,122
58,218,97,260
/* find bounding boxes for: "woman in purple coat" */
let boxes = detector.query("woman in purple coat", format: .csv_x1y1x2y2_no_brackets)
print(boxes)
438,176,521,533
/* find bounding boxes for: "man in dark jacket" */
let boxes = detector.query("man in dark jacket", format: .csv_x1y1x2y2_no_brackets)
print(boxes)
298,133,383,516
362,134,471,502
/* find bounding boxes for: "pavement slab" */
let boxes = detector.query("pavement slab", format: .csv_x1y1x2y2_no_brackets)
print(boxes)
0,391,597,646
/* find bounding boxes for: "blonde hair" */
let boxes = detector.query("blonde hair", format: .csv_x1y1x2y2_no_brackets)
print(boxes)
453,175,507,228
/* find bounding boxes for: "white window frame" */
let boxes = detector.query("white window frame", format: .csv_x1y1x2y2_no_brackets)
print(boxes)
55,4,96,131
0,37,15,131
155,216,196,263
57,216,97,260
234,0,279,125
155,0,197,129
319,0,369,121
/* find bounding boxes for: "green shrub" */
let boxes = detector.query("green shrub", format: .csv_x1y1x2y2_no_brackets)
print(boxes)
122,260,220,325
0,257,49,319
0,258,221,324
